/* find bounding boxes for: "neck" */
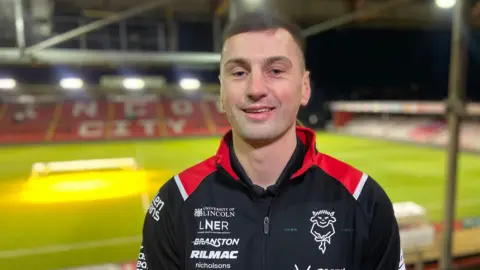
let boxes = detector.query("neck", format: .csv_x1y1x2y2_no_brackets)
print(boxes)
232,126,298,188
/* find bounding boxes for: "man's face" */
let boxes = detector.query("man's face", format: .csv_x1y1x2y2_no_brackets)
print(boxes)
219,28,311,142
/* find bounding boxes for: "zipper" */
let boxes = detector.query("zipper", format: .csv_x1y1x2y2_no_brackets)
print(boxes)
264,216,270,234
218,167,293,270
261,190,282,270
260,174,302,270
262,215,270,270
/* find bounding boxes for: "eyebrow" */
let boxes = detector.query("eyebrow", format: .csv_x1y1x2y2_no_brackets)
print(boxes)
223,56,293,68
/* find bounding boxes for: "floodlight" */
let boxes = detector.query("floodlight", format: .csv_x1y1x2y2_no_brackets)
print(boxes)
435,0,455,9
123,78,145,90
242,0,264,9
0,78,16,89
60,78,83,90
179,78,201,91
18,95,35,103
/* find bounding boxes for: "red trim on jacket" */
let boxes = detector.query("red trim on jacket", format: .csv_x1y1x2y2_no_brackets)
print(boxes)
176,156,218,197
315,153,364,196
177,126,364,197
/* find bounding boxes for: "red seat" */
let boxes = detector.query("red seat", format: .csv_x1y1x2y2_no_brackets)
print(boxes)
0,103,56,143
162,98,210,136
0,95,230,144
53,100,110,141
204,98,231,135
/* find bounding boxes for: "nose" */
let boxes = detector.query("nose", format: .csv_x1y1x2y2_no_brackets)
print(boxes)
246,69,268,101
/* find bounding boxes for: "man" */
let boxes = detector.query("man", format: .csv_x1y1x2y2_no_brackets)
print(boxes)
137,10,404,270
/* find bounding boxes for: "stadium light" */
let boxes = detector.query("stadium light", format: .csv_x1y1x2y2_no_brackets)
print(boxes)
0,78,16,90
242,0,266,10
179,78,201,91
17,94,35,103
123,78,145,90
60,78,84,90
436,0,455,9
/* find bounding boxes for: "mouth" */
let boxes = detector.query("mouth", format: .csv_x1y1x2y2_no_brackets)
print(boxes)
241,106,276,121
242,107,275,114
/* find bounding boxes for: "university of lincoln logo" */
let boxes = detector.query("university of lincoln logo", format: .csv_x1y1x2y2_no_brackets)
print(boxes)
310,210,337,254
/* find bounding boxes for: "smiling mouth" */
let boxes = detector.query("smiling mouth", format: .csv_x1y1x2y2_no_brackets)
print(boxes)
242,108,275,113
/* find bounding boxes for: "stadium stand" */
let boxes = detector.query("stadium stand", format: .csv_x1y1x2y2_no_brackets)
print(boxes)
329,101,480,153
0,95,229,144
328,100,480,269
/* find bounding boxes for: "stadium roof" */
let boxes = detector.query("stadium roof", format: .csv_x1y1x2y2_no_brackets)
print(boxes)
0,0,478,67
52,0,480,29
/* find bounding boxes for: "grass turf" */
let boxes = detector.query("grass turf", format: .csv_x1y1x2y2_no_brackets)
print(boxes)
0,132,479,270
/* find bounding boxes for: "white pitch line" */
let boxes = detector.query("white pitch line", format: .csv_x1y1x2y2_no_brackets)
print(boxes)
0,235,141,259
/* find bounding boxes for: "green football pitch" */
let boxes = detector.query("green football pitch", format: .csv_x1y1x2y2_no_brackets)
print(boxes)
0,132,479,270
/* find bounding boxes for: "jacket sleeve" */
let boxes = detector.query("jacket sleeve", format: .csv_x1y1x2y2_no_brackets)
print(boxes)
136,179,182,270
359,177,405,270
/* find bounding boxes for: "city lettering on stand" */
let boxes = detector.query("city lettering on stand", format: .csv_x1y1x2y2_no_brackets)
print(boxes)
113,120,131,137
78,120,104,138
77,118,191,138
138,119,157,136
166,118,187,134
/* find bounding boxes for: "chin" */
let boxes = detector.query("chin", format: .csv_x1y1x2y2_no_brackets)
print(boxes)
228,112,296,142
236,125,289,142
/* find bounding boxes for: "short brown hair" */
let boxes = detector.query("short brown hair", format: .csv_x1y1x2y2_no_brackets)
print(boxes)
222,10,305,57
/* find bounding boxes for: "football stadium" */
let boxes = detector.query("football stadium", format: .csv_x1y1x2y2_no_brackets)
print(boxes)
1,0,480,270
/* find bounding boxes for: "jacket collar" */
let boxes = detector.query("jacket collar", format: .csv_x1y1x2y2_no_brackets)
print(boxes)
214,126,318,181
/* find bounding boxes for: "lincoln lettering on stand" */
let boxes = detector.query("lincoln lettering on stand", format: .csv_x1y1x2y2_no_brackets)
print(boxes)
72,102,98,118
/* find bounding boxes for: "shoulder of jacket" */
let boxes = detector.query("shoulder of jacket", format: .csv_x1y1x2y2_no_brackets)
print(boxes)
314,152,369,200
171,155,218,201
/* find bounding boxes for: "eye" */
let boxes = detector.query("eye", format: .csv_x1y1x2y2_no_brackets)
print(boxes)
233,71,247,77
269,68,284,75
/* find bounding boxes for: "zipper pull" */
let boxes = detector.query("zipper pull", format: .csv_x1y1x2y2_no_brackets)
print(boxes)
264,216,270,235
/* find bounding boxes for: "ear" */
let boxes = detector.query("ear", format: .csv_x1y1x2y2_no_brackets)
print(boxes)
300,70,311,106
312,211,316,216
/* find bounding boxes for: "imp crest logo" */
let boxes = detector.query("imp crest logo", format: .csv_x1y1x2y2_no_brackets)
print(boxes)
310,210,336,254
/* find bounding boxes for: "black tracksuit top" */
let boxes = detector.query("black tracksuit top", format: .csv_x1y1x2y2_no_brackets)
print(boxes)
137,127,405,270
